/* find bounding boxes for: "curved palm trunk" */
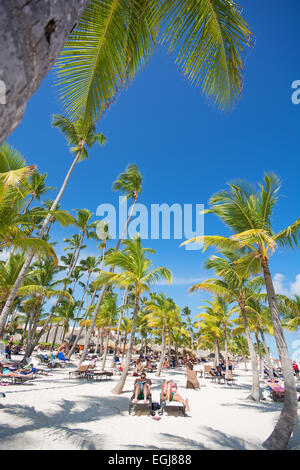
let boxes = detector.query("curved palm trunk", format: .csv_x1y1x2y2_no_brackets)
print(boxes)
156,318,166,377
67,287,98,358
255,332,263,377
111,294,140,394
111,287,128,367
240,303,260,401
0,150,82,338
260,327,273,379
224,327,229,376
116,195,138,251
101,325,111,371
215,338,220,367
69,272,92,341
262,259,297,450
122,334,127,360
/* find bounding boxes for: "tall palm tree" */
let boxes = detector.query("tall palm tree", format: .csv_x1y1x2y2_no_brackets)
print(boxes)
188,250,263,401
196,296,235,375
78,165,142,363
0,117,106,338
112,164,142,249
23,170,55,213
145,293,177,376
95,237,172,393
182,173,300,449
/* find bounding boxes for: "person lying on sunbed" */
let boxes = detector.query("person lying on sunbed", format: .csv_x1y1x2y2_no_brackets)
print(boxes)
133,372,151,403
162,380,190,412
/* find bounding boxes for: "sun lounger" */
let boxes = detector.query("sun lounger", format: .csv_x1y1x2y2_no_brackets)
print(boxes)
68,365,89,379
129,390,152,416
86,371,113,381
186,369,200,389
159,384,186,416
0,372,35,384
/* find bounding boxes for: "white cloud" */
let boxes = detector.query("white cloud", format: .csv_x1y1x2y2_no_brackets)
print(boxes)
290,274,300,296
273,273,290,295
273,273,300,297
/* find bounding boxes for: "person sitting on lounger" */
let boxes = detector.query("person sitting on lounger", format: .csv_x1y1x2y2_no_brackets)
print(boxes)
162,380,190,412
133,372,151,403
133,358,144,375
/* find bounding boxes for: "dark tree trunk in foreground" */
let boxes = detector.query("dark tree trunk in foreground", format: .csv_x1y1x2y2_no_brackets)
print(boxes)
262,259,297,450
0,0,90,144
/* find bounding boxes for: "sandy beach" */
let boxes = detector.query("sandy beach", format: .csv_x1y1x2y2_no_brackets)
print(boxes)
0,356,299,451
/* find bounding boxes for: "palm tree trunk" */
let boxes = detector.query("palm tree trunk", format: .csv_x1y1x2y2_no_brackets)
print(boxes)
215,338,220,367
122,334,127,360
101,326,111,371
224,327,229,376
260,327,273,379
240,303,260,401
110,287,128,367
67,287,98,358
156,319,166,377
262,258,297,450
0,0,90,145
111,294,140,394
116,195,138,250
0,150,82,338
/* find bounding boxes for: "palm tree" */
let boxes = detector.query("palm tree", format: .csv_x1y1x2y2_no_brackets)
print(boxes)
96,237,172,393
23,170,55,213
145,293,177,376
188,250,263,401
56,0,253,124
229,334,249,370
97,291,119,370
196,296,235,375
0,118,105,338
182,173,300,449
112,164,142,249
279,295,300,332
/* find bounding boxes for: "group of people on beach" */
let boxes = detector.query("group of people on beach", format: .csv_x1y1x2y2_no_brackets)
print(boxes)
132,371,190,412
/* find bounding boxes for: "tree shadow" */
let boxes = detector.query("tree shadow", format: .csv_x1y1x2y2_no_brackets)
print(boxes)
0,395,129,450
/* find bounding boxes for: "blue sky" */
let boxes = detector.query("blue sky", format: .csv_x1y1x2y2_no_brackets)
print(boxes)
7,0,300,358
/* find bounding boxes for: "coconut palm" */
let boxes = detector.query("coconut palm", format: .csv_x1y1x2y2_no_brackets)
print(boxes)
145,293,179,375
112,164,142,248
95,237,172,393
182,173,300,449
23,170,55,213
278,295,300,332
196,296,235,375
0,116,106,339
56,0,253,124
188,250,264,401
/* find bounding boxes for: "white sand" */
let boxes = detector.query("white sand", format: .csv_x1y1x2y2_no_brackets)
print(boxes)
0,356,299,450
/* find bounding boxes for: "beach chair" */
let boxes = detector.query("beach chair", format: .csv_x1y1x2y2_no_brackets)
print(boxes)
0,371,35,384
129,386,152,416
159,383,186,417
68,365,89,379
86,370,113,381
186,369,200,389
224,375,236,386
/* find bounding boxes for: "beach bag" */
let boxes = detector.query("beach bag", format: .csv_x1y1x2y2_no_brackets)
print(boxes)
152,402,161,411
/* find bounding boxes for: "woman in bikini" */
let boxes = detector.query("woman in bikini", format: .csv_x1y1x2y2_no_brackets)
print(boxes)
162,380,190,412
